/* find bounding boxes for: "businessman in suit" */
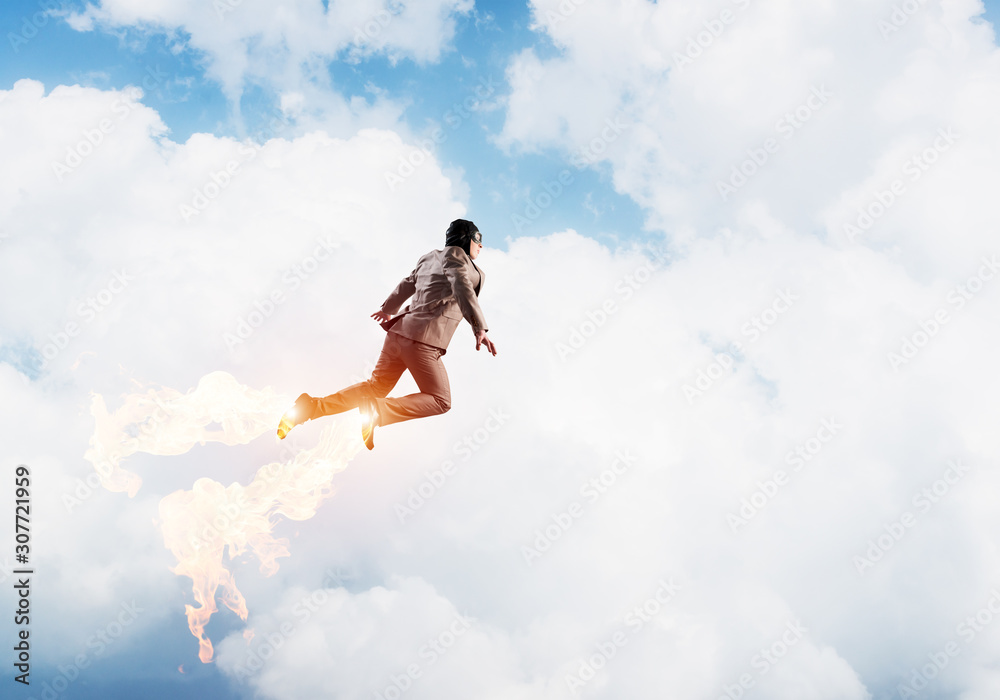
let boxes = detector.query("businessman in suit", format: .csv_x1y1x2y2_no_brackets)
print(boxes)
277,219,497,449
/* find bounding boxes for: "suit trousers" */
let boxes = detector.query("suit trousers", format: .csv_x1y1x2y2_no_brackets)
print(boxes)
312,331,451,427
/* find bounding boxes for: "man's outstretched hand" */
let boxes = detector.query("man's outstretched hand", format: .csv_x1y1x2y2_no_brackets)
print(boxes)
476,329,497,356
375,310,495,355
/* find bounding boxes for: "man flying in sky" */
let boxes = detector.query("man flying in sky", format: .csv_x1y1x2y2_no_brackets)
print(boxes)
277,219,497,449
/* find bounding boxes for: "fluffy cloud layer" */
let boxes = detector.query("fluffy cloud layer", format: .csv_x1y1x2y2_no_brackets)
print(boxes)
67,0,474,132
502,0,1000,269
3,0,1000,698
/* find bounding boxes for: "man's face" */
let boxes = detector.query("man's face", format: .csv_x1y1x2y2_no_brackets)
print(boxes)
470,231,483,260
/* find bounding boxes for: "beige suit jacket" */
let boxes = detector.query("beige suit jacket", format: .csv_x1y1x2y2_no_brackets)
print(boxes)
379,246,488,351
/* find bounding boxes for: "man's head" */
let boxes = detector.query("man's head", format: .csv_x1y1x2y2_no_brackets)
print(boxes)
445,219,484,260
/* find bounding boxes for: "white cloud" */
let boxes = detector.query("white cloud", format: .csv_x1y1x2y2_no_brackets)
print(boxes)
0,75,468,671
480,0,1000,696
501,0,1000,268
215,576,542,700
66,0,474,131
4,0,1000,697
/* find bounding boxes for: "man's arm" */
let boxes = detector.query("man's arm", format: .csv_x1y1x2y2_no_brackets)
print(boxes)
380,267,417,315
443,247,488,333
475,329,497,356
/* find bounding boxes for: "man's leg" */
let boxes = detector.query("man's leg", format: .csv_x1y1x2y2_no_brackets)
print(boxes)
311,332,407,419
373,334,451,427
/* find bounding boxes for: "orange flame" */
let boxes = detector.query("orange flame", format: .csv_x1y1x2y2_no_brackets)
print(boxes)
87,372,364,663
85,371,290,496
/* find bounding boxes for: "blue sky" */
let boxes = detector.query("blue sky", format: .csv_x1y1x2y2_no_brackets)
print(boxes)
0,0,653,252
4,0,997,251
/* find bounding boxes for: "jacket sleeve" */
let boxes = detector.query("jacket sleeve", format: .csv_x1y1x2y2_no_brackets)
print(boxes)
380,266,417,315
443,246,489,333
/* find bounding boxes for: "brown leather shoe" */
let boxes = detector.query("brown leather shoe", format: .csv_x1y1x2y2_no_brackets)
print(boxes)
360,397,379,450
277,393,315,440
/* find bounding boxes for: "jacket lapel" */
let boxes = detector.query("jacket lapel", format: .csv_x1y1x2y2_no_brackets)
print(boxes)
470,259,484,295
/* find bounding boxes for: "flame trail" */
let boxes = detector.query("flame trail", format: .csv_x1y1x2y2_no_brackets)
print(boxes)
84,371,290,496
86,371,364,662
